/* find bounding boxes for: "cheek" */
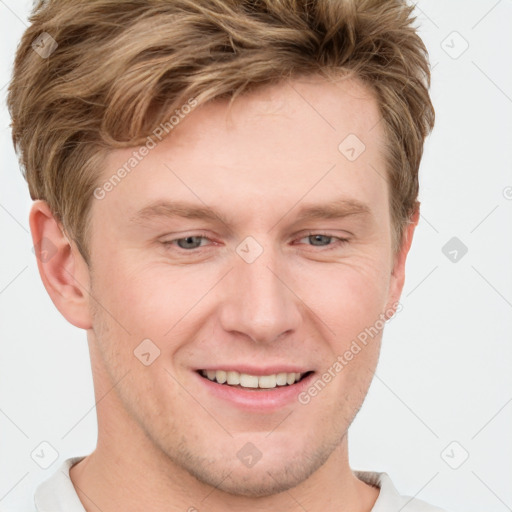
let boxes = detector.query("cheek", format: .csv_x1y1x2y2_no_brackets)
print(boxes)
292,253,390,339
91,257,189,335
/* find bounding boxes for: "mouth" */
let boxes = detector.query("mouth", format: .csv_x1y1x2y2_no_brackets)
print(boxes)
194,367,316,411
197,369,314,390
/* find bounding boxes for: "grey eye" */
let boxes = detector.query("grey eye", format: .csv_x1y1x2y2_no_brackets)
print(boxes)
175,236,205,249
307,234,333,246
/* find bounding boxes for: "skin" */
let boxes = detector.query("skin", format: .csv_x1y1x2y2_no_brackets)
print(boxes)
30,75,419,512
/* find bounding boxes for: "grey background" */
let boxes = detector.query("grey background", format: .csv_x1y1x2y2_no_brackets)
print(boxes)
1,1,511,511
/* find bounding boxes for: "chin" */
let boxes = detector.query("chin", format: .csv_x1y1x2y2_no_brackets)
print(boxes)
165,439,335,499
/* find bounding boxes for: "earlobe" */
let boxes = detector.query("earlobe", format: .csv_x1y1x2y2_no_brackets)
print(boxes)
29,200,93,330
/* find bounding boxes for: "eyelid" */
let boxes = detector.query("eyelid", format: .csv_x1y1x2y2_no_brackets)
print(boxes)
299,230,350,239
160,231,216,248
160,230,350,252
294,231,350,248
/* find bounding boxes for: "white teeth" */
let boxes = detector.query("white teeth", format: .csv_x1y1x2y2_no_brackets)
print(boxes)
215,370,227,384
276,373,287,386
226,371,240,385
240,373,259,388
202,370,306,389
258,374,277,388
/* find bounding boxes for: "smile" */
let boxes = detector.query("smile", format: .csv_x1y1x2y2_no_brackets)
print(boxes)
198,369,312,390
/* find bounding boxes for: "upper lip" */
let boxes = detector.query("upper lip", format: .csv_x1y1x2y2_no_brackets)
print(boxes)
197,365,313,376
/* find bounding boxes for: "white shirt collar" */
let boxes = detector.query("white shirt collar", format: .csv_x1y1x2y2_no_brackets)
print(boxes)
35,458,447,512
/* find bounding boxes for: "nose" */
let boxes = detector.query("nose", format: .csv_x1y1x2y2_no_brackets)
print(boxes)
218,241,301,344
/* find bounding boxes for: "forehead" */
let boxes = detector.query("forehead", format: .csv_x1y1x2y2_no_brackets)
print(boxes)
167,74,383,161
97,75,388,229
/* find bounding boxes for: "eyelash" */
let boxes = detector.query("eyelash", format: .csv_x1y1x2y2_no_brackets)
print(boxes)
161,232,350,252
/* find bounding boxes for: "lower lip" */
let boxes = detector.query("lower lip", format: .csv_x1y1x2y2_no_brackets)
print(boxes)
194,371,316,412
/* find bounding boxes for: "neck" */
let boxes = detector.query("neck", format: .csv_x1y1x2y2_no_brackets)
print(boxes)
70,421,378,512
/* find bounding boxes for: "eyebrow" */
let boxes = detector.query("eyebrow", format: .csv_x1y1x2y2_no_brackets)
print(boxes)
129,197,373,228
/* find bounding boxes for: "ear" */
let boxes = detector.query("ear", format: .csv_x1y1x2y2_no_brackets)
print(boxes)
384,201,420,319
29,200,93,330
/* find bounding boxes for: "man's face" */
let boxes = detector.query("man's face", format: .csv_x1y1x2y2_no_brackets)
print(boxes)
86,76,402,496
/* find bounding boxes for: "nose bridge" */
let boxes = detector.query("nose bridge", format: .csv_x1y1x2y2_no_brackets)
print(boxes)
219,238,299,343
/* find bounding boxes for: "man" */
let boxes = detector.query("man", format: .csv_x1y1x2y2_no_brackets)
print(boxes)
7,0,444,510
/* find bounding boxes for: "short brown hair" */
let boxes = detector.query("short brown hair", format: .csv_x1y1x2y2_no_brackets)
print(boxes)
7,0,434,264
